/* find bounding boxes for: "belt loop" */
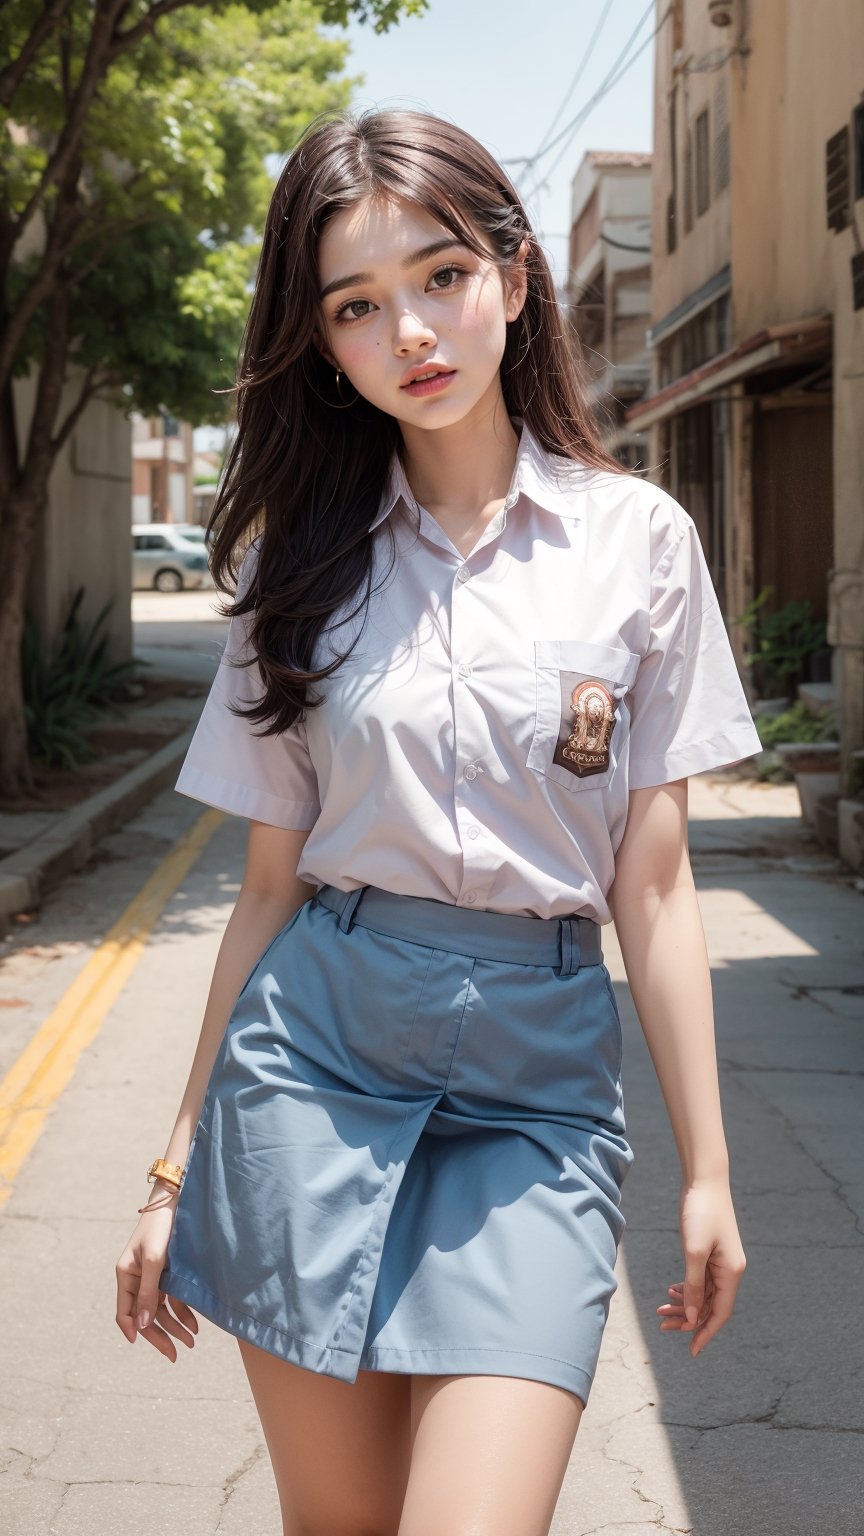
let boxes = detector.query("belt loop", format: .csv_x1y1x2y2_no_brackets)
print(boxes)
558,917,572,976
338,887,366,933
568,917,582,974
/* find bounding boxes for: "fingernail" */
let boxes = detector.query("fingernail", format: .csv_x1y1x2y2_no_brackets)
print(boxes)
137,1310,150,1330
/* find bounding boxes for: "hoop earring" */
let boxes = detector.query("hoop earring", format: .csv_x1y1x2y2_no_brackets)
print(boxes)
333,368,360,408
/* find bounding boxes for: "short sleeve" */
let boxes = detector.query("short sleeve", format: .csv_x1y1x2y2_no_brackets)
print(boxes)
627,497,763,791
174,541,321,829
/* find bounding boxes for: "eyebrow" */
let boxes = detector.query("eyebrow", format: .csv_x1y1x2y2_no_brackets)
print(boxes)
319,238,470,301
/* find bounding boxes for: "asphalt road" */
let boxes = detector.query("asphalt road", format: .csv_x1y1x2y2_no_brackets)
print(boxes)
1,764,862,1533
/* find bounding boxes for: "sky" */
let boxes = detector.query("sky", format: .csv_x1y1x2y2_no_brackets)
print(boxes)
335,0,656,288
196,0,656,450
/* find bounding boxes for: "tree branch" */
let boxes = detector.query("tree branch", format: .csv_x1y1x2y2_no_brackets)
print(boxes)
9,0,126,245
49,365,124,455
109,0,213,55
0,174,84,393
68,211,161,284
0,0,77,112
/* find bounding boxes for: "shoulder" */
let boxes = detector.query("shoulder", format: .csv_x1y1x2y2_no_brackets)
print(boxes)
563,462,694,569
235,533,264,601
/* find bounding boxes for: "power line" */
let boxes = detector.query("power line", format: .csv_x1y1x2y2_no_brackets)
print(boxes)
523,20,661,224
528,0,617,165
509,0,661,207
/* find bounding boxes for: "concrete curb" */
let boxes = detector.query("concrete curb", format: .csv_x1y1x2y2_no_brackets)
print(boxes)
0,727,194,930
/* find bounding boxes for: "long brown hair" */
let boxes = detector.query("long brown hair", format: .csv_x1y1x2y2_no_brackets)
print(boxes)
209,107,633,735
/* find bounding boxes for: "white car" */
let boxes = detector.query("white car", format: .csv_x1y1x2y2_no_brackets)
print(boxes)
132,524,214,591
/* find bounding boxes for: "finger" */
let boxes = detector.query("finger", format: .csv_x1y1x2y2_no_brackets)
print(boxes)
138,1318,178,1362
690,1279,740,1355
115,1267,141,1342
683,1251,710,1327
155,1297,197,1349
164,1294,199,1334
135,1256,167,1333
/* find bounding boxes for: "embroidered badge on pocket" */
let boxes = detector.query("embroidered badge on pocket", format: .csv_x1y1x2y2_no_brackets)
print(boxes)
552,678,617,780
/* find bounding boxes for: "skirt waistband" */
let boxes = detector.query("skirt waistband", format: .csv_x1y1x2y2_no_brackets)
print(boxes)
314,884,603,974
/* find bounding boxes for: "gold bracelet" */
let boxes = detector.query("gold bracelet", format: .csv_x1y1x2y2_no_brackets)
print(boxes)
147,1156,183,1190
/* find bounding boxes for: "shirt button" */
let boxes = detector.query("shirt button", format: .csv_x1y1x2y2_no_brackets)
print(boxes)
467,825,480,839
457,662,472,678
464,764,478,782
464,893,477,905
456,565,471,583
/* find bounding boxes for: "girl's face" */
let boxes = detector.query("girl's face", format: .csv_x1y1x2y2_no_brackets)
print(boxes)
315,194,527,431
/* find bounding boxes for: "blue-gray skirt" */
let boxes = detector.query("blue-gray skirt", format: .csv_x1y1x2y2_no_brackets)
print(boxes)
160,883,635,1405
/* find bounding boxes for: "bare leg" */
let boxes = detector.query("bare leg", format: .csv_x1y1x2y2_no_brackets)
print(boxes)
398,1373,586,1536
237,1338,412,1536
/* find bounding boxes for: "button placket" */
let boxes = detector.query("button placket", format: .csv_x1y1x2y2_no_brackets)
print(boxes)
451,560,489,908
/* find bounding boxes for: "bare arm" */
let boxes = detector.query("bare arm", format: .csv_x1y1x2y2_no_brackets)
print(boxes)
608,779,746,1357
116,819,317,1358
159,819,318,1176
608,779,729,1184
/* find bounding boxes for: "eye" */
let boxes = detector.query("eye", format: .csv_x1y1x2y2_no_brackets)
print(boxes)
333,297,375,324
428,263,467,290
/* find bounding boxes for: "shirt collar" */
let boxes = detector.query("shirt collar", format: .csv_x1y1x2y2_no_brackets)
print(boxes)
368,416,590,533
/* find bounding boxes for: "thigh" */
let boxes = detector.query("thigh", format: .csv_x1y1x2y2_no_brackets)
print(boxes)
238,1339,412,1536
398,1374,585,1536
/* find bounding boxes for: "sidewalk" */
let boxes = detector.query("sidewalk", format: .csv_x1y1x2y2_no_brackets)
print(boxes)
1,770,862,1533
0,591,228,930
551,772,864,1535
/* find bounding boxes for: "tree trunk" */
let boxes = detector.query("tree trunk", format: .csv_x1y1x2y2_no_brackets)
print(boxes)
0,286,71,799
0,486,41,798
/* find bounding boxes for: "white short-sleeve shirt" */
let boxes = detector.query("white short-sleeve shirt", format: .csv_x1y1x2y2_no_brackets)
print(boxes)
175,418,762,923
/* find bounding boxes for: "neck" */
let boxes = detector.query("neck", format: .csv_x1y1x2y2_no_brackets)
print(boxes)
398,389,520,538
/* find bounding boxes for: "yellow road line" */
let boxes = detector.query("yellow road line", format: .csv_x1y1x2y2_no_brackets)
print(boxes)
0,808,225,1208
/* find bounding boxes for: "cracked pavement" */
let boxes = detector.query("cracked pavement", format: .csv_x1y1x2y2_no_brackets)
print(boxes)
1,771,863,1533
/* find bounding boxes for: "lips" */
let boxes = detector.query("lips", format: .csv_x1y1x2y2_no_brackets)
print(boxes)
400,365,455,387
400,370,457,399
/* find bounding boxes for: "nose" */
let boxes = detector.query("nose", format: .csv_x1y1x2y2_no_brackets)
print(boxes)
393,307,437,355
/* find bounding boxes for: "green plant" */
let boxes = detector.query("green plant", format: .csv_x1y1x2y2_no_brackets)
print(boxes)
21,588,144,770
753,700,840,748
732,586,827,698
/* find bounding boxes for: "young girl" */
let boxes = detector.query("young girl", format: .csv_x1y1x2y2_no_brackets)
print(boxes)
115,108,760,1536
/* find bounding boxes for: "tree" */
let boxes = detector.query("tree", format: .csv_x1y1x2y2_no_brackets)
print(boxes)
0,0,425,798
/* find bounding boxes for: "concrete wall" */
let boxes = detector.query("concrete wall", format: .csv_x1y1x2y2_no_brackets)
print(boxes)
730,0,864,783
649,1,732,329
14,369,132,665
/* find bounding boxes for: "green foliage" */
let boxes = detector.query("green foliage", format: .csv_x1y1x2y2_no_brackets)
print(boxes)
753,700,839,748
2,0,425,424
731,586,828,700
21,588,144,770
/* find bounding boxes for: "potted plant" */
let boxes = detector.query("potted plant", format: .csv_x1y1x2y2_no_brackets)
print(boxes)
732,586,830,703
751,701,841,828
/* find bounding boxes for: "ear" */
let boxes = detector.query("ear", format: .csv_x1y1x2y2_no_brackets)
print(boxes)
311,329,338,371
504,238,529,324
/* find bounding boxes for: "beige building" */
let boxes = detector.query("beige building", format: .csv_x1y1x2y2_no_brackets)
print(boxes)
624,0,864,869
567,150,653,470
131,413,195,525
8,176,132,665
15,373,133,666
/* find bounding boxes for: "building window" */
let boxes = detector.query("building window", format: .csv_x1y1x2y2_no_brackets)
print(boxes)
854,100,864,201
162,412,180,437
695,109,710,216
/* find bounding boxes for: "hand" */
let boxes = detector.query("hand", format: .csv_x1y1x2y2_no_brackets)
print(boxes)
115,1186,200,1362
657,1176,747,1358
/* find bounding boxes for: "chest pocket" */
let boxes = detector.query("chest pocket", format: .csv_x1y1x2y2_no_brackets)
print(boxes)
526,640,641,793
